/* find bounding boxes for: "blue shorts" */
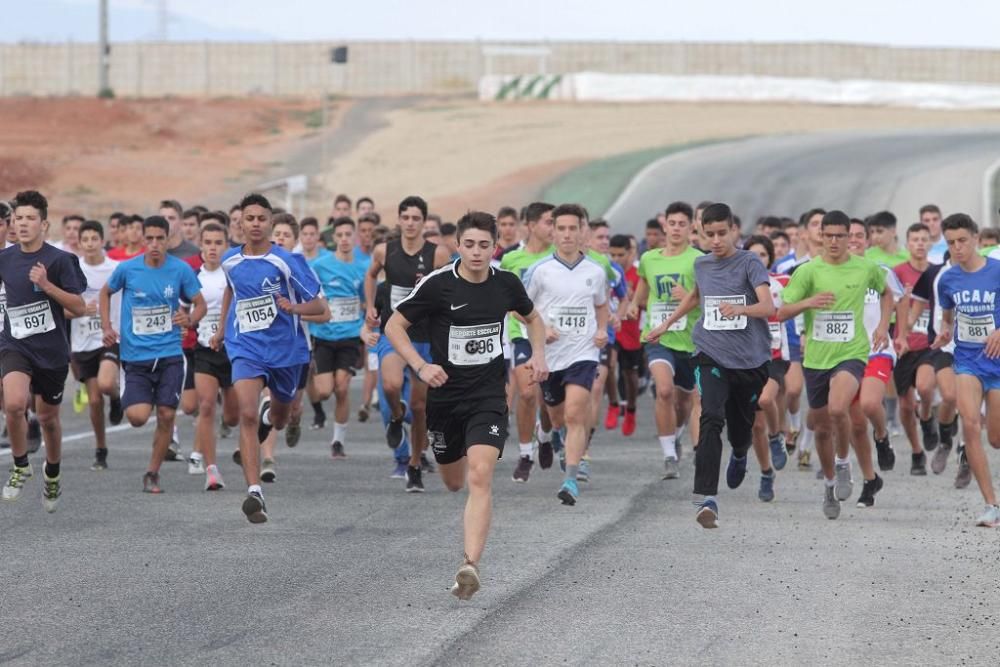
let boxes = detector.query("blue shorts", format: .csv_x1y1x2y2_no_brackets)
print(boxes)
541,360,598,407
512,338,533,368
121,355,185,410
955,363,1000,393
231,357,302,404
374,334,432,366
788,343,803,364
644,342,696,392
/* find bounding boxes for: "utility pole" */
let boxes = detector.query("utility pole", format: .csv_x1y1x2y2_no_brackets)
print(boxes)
156,0,169,41
98,0,112,97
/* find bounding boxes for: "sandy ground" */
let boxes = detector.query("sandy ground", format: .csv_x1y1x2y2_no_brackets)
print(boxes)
321,99,1000,220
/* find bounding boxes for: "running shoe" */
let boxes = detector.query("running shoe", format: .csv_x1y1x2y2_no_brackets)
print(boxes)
954,449,971,489
557,478,579,506
910,451,928,476
726,453,748,490
285,418,301,448
257,397,273,445
769,433,788,471
604,404,620,430
551,428,564,454
242,491,268,524
357,404,370,423
405,466,424,493
311,406,326,431
165,425,182,461
330,441,347,459
823,485,841,520
108,397,124,426
260,458,276,483
219,415,231,439
889,417,902,438
385,401,408,450
920,415,939,451
622,409,636,436
2,464,32,501
662,456,679,480
577,458,591,483
26,415,41,454
390,462,408,479
512,456,533,483
696,497,719,529
205,465,225,491
874,433,895,471
856,474,883,508
976,505,1000,528
91,448,109,471
232,450,242,467
42,470,61,513
834,461,853,501
420,453,436,473
797,449,812,470
558,448,566,473
142,471,162,494
815,467,824,480
758,472,775,502
536,423,554,469
931,444,952,475
188,455,205,475
786,429,798,453
450,561,481,600
73,384,88,414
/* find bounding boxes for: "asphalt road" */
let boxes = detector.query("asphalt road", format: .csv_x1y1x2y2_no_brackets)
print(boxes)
604,129,1000,232
2,381,1000,666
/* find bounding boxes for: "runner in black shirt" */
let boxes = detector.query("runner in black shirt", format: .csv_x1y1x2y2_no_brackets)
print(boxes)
0,191,87,512
386,211,548,601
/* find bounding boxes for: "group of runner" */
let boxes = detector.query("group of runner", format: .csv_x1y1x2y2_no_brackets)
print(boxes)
2,190,999,600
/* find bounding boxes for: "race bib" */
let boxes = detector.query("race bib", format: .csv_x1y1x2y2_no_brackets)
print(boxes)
0,291,6,320
132,305,171,336
197,312,221,346
448,322,502,366
812,311,855,343
769,321,782,350
7,301,55,339
236,296,277,333
912,311,930,335
390,284,412,310
703,296,747,331
329,296,361,323
648,302,686,332
956,312,995,344
549,306,589,336
77,315,103,334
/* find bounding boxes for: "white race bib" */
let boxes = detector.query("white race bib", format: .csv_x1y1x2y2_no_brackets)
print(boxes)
812,311,855,343
329,296,361,323
956,312,995,344
7,301,55,339
648,302,686,332
236,296,277,333
769,321,782,350
448,322,502,366
549,306,588,336
390,284,412,310
197,312,221,347
703,295,747,331
912,311,930,335
132,305,171,336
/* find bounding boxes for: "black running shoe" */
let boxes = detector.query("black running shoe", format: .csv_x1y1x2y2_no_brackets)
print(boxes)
108,397,124,426
232,450,242,466
386,413,405,450
856,474,884,508
911,451,928,476
512,456,533,483
331,441,347,459
405,465,424,493
257,397,272,445
242,491,268,523
920,415,939,451
420,452,436,473
91,448,108,471
874,433,895,471
537,441,554,470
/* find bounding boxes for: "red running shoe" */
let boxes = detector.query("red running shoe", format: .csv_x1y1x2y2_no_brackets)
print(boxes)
604,404,621,430
622,409,637,436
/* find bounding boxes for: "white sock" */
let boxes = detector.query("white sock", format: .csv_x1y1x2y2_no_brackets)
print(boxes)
536,424,552,444
262,408,272,426
824,477,836,487
206,463,218,473
800,426,814,453
333,421,347,444
172,424,180,442
676,423,687,442
835,456,850,466
519,442,533,459
189,451,203,461
789,411,801,430
659,435,677,459
248,484,262,496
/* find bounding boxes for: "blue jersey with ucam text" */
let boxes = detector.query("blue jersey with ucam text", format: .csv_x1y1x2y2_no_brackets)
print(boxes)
309,253,366,341
220,244,320,367
937,257,1000,378
107,254,201,362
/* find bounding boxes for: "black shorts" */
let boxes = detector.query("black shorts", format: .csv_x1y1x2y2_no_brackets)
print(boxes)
599,344,612,367
931,350,954,373
541,360,599,407
298,361,310,391
0,349,69,405
193,345,232,388
183,348,196,391
427,397,508,465
615,343,643,372
314,337,361,376
512,338,533,368
122,355,185,409
893,348,934,394
768,358,790,390
71,345,119,382
803,359,865,410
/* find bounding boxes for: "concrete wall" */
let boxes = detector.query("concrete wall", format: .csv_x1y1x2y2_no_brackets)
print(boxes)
5,40,1000,97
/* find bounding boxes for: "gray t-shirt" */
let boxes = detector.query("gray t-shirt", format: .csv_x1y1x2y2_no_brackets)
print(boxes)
691,249,772,369
167,239,199,260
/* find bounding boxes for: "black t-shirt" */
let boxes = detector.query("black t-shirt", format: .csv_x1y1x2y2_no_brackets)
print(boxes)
912,262,946,341
381,240,438,342
395,262,534,405
0,242,87,368
168,240,199,260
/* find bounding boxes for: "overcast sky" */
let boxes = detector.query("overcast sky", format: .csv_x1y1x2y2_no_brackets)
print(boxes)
10,0,1000,49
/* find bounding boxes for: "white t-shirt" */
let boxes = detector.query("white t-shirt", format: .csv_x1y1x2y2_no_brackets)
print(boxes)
863,263,905,361
195,265,227,348
928,237,948,266
72,257,120,353
523,253,608,372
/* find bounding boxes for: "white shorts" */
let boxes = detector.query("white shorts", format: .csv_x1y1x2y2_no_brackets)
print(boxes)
367,351,379,372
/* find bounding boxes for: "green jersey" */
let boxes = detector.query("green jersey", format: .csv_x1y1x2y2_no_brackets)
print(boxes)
979,245,998,257
587,249,619,285
865,246,909,268
500,245,553,340
781,255,886,370
637,246,702,352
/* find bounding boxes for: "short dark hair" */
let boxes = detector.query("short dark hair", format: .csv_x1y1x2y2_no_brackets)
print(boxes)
332,216,355,231
182,208,201,220
919,204,941,217
551,203,587,224
426,213,442,225
524,202,555,224
0,200,11,221
398,195,428,219
200,211,229,227
13,190,48,220
79,220,104,239
129,214,144,225
240,193,272,211
769,230,790,246
782,218,799,230
941,213,978,235
159,199,183,216
356,196,373,210
609,234,631,250
497,206,518,220
695,200,713,212
300,217,319,231
867,211,897,229
109,211,126,224
850,218,868,237
758,216,783,231
62,214,85,225
702,203,734,226
440,222,457,237
745,234,775,267
229,204,242,214
645,218,663,231
272,212,300,238
358,213,379,226
665,201,694,221
588,219,609,231
906,222,930,238
821,210,851,231
801,207,827,225
456,211,498,241
981,228,1000,244
334,193,352,207
143,215,170,234
200,222,229,240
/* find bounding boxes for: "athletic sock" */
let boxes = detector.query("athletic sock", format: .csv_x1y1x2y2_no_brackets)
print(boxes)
518,442,533,459
835,456,850,467
659,435,677,459
44,461,60,478
885,397,899,423
824,477,836,487
761,468,774,477
799,427,814,453
312,401,325,419
190,451,203,461
940,418,957,447
248,484,262,496
788,411,801,431
13,454,28,468
702,494,717,506
537,427,552,444
626,406,636,413
333,421,347,444
565,464,579,482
